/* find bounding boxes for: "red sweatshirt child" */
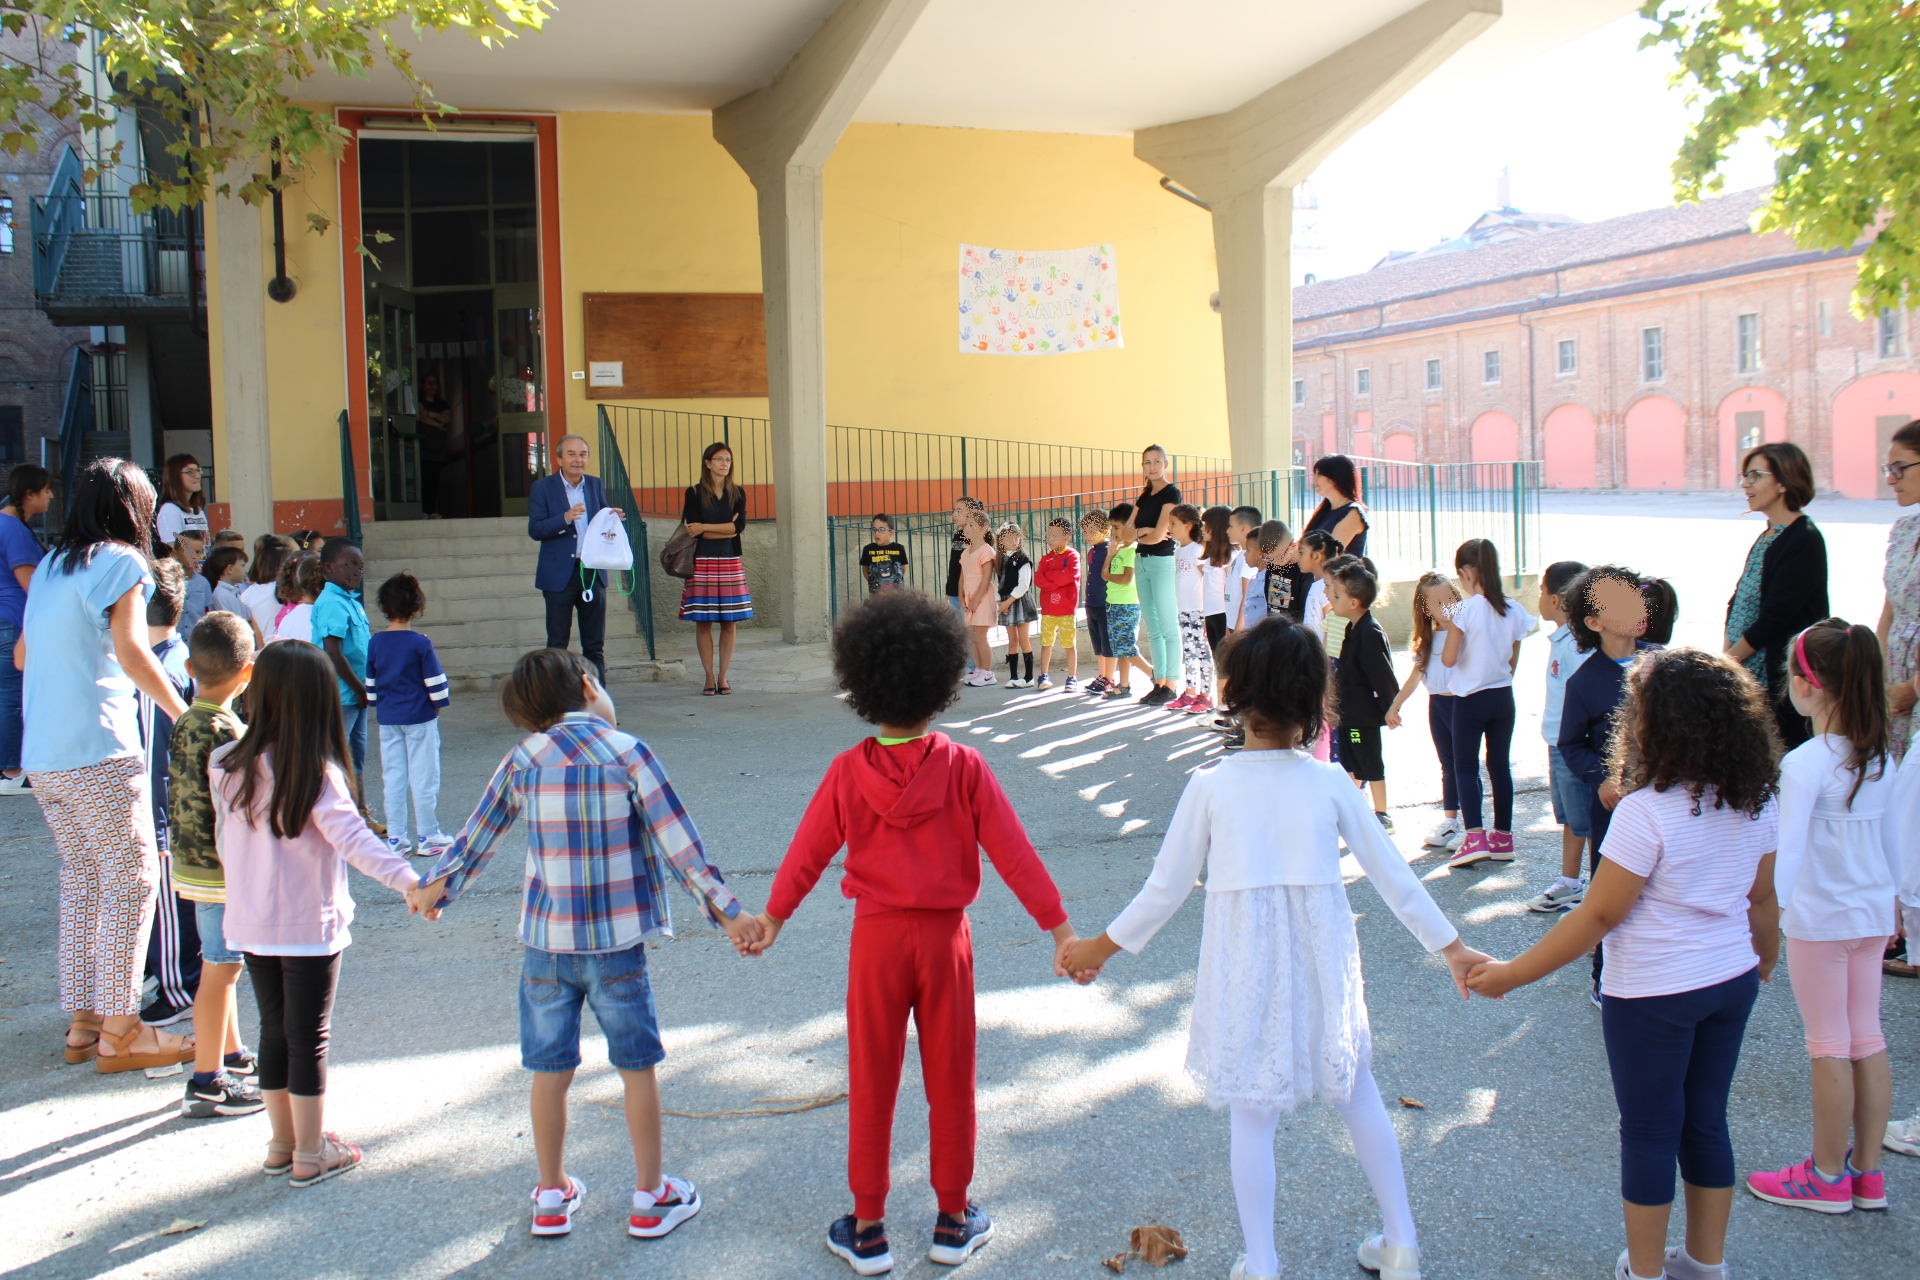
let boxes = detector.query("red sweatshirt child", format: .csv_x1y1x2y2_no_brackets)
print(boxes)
1035,545,1081,617
766,731,1067,1225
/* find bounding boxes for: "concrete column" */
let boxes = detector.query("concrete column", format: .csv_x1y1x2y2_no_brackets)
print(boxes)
715,0,931,644
213,185,273,538
1135,0,1501,475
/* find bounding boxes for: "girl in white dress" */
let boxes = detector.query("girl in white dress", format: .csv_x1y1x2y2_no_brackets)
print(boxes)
1065,619,1485,1280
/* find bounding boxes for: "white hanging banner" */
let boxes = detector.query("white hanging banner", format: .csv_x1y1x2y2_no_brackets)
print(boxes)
958,243,1122,356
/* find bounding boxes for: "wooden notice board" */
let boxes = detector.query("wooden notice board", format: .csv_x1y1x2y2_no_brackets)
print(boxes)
582,292,767,399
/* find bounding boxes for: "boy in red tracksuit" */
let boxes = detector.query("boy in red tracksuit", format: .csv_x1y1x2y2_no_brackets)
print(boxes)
1032,516,1082,690
751,591,1078,1275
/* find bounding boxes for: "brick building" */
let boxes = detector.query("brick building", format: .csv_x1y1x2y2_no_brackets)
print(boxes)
1290,187,1920,499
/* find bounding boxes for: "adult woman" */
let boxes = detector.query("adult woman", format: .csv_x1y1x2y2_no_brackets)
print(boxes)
1877,419,1920,761
415,371,452,518
1724,442,1827,749
0,464,50,795
1130,445,1182,706
679,442,751,695
155,454,208,547
1284,456,1370,618
24,458,192,1071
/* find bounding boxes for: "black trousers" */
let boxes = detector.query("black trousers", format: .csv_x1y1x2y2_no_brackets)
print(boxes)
246,952,342,1096
543,568,607,684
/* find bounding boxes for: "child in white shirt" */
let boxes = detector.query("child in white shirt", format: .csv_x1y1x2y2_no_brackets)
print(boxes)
1435,538,1537,862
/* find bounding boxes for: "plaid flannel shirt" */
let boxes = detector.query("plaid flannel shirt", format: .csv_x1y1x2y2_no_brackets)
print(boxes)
426,712,738,952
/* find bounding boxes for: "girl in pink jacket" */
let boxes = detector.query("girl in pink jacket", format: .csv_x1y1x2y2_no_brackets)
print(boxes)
211,640,421,1187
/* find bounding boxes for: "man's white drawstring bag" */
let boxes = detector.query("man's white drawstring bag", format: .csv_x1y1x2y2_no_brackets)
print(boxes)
578,508,633,601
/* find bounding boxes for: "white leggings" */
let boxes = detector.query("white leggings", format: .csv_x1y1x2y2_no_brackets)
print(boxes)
1229,1064,1414,1276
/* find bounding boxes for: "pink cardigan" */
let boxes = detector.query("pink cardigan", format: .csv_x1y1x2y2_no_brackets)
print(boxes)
210,744,419,956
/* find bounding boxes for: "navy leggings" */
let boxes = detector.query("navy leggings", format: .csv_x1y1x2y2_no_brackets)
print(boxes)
1427,694,1458,812
1450,686,1515,830
1601,967,1758,1206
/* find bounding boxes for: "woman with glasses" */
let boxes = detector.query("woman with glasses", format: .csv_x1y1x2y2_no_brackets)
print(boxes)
1877,420,1920,762
156,454,209,549
1725,442,1828,748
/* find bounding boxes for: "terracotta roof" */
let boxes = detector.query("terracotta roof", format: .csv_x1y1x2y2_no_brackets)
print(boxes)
1294,187,1773,321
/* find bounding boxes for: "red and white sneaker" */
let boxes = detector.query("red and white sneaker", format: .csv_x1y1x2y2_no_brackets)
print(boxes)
1166,691,1197,711
1486,830,1515,861
531,1176,585,1236
1447,832,1494,868
630,1175,702,1237
1746,1156,1853,1213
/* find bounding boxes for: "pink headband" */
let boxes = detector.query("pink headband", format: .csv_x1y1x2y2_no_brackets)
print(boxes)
1793,629,1822,689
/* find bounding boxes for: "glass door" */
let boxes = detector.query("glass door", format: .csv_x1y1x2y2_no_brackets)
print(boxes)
368,284,422,520
494,281,544,515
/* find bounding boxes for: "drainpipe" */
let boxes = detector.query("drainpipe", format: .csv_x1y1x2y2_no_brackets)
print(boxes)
1519,311,1539,462
267,153,295,303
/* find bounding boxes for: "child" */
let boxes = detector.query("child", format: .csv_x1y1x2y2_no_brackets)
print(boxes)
1080,511,1114,693
747,592,1076,1274
1296,529,1344,635
414,647,760,1238
1530,560,1592,912
241,534,298,646
1220,505,1262,638
1745,618,1899,1215
1258,520,1295,627
1434,539,1536,866
958,509,998,687
944,496,985,615
196,545,248,623
366,572,453,857
1064,619,1484,1280
1233,536,1269,635
994,521,1036,687
172,530,209,634
310,538,372,778
1169,503,1214,713
273,553,320,645
1388,573,1466,850
859,513,910,595
1468,649,1781,1280
1034,516,1081,690
211,640,424,1186
1102,504,1143,700
1642,577,1680,646
138,560,201,1028
1199,505,1234,652
1326,557,1397,830
170,612,263,1118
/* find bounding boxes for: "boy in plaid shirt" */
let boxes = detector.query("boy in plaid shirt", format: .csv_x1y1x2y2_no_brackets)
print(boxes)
413,648,763,1242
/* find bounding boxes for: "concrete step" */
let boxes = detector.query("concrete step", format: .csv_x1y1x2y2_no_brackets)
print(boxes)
411,610,642,650
362,531,550,560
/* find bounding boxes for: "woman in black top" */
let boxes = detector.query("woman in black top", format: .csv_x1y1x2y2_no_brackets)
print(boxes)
1132,445,1183,705
1724,442,1828,747
1281,454,1370,620
679,442,752,694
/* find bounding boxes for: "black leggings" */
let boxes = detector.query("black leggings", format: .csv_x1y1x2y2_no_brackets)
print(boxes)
1204,612,1226,651
246,952,342,1096
1427,693,1458,812
1450,686,1516,830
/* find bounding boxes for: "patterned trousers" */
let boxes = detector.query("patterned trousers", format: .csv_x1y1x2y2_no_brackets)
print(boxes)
1178,609,1215,692
36,757,160,1017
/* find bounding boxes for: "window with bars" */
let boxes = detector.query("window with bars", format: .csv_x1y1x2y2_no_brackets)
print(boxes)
1424,357,1441,390
1879,309,1905,358
1736,313,1760,372
1293,378,1304,406
1556,339,1576,375
1641,327,1664,381
1355,367,1371,397
1482,350,1500,383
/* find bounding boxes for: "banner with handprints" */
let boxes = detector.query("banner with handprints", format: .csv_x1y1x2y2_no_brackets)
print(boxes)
958,243,1122,355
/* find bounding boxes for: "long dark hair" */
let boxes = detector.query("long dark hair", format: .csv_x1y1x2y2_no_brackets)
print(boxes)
162,453,204,514
219,641,352,839
249,533,298,586
1200,504,1234,567
1791,618,1890,806
1610,647,1780,818
697,441,742,506
1218,618,1328,746
1454,537,1508,616
1307,454,1358,529
51,457,154,574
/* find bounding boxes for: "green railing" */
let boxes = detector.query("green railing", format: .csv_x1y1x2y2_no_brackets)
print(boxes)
338,409,362,545
596,408,655,660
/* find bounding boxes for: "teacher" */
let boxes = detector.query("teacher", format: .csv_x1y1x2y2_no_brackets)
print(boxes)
1724,442,1827,749
1878,419,1920,760
1131,444,1181,706
527,434,622,684
679,441,752,695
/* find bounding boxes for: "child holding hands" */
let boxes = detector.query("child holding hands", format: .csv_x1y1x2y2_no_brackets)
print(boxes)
748,592,1077,1274
959,509,998,686
1065,619,1486,1280
994,521,1036,687
1033,516,1081,690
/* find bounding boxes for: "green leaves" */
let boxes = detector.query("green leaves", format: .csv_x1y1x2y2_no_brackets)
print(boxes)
0,1,551,216
1643,1,1920,313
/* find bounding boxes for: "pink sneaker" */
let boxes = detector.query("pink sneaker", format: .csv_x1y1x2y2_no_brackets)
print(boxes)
1185,693,1214,715
1167,691,1196,711
1852,1163,1887,1210
1486,830,1515,861
1746,1156,1853,1213
1447,831,1493,868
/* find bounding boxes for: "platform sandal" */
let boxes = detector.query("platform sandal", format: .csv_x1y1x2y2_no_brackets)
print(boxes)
94,1022,194,1074
289,1132,362,1188
63,1013,102,1064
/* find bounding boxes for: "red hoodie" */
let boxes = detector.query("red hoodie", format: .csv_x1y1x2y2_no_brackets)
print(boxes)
1034,547,1081,616
767,732,1066,930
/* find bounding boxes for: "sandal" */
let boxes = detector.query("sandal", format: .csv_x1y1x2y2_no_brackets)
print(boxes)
1885,958,1920,979
95,1022,194,1074
701,684,716,696
289,1132,363,1188
717,683,732,695
64,1013,102,1065
263,1140,296,1176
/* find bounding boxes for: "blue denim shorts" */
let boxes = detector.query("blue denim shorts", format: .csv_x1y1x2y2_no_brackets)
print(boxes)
1548,746,1592,839
519,943,665,1073
193,901,242,965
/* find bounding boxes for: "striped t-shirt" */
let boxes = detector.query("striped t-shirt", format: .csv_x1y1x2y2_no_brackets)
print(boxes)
1598,785,1779,998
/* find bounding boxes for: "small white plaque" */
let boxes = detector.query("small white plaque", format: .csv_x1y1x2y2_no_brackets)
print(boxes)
589,361,623,388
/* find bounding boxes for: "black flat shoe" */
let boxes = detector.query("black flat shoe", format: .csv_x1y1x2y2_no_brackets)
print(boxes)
702,684,717,696
717,683,733,695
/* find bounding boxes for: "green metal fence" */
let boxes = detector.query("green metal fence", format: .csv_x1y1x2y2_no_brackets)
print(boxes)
594,413,655,660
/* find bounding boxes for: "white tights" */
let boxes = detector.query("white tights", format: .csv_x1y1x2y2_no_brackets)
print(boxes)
1229,1065,1415,1276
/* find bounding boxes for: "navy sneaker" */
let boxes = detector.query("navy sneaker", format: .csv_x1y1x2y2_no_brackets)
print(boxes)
827,1216,893,1275
929,1203,994,1266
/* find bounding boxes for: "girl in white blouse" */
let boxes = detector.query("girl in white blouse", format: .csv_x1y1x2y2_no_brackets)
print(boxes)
1064,619,1484,1280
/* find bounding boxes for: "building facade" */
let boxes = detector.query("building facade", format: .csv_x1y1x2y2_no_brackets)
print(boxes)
1291,187,1920,499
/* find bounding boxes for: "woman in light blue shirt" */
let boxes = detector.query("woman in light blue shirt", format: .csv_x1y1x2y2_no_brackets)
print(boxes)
23,459,193,1073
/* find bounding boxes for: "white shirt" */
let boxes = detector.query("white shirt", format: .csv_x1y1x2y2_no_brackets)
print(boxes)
1442,593,1536,697
1302,579,1328,634
1201,557,1227,616
563,476,587,555
1599,786,1779,998
156,502,208,545
1775,735,1901,942
1174,541,1204,612
275,602,313,645
240,581,280,641
1419,644,1454,696
1106,749,1457,955
1542,623,1584,743
1222,550,1246,621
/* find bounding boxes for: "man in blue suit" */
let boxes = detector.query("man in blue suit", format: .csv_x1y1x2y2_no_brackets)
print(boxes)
527,433,623,683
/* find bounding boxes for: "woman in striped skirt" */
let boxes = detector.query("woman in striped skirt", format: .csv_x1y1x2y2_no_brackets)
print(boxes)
681,442,752,694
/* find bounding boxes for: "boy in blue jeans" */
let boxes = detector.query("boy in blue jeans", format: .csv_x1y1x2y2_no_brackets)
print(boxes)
1528,559,1590,913
366,572,452,857
414,648,763,1240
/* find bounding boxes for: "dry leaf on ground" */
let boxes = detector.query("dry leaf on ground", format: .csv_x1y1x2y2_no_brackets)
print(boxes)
1131,1224,1187,1265
159,1219,204,1235
662,1091,848,1119
1398,1096,1426,1109
1103,1252,1131,1273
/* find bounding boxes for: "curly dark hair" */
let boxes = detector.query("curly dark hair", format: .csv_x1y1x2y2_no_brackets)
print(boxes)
1218,617,1328,747
1566,563,1644,655
376,571,427,621
1609,647,1780,818
832,591,969,728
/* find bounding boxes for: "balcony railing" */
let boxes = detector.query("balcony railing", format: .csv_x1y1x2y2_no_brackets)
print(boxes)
33,153,203,305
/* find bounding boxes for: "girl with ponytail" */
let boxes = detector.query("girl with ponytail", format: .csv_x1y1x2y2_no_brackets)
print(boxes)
1745,618,1901,1216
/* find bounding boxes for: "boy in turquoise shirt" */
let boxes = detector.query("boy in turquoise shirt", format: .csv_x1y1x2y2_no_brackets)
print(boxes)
310,537,373,778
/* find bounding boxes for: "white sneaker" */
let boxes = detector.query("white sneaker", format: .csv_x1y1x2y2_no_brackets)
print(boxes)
0,773,31,796
1445,828,1468,851
416,834,455,858
1422,817,1460,847
1526,880,1586,913
530,1175,585,1236
1663,1246,1729,1280
383,835,413,856
1616,1247,1667,1280
1229,1258,1281,1280
1357,1234,1420,1280
1885,1111,1920,1157
1006,676,1031,688
964,670,997,687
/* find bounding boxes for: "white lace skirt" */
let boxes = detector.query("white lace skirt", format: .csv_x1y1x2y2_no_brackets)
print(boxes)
1186,882,1370,1113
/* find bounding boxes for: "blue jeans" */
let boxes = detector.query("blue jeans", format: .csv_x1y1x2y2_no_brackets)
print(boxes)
194,900,242,965
0,620,20,771
1548,746,1592,838
342,702,368,774
520,944,665,1073
1428,694,1457,812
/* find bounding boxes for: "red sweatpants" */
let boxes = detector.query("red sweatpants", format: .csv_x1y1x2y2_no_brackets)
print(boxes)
847,907,976,1222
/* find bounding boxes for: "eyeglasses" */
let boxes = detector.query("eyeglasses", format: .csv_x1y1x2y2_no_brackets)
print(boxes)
1886,459,1920,481
181,466,201,476
1739,469,1774,485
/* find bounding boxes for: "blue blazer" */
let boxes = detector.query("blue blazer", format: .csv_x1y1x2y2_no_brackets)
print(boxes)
528,472,607,593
